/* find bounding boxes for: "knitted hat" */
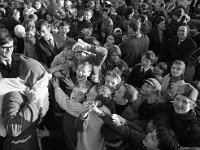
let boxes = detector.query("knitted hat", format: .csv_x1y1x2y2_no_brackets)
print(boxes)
19,58,46,87
14,25,25,38
145,78,161,91
113,28,122,35
176,83,199,102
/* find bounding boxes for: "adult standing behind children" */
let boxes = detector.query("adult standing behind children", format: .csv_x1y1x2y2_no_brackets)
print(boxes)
119,18,149,68
35,19,59,68
1,59,51,150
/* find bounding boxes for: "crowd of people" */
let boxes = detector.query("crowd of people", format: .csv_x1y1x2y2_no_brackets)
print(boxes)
0,0,200,150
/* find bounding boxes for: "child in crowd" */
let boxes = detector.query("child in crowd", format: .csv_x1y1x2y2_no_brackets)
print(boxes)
74,84,112,150
100,83,139,149
23,25,37,59
127,50,157,89
102,45,129,80
91,103,180,150
104,70,121,92
103,34,115,49
53,21,71,49
51,39,77,81
23,1,36,19
52,61,93,150
161,60,185,102
153,62,168,83
113,28,122,45
139,83,200,147
121,78,161,122
100,8,113,42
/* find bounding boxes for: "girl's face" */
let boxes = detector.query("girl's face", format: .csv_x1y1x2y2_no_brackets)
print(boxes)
141,55,152,68
105,75,119,91
171,64,184,77
153,65,164,75
157,20,165,30
26,31,35,40
76,65,91,83
110,52,120,63
46,15,52,23
106,35,115,44
173,95,193,114
35,2,42,10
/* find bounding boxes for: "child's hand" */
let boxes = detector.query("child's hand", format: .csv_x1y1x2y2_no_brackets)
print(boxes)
51,77,59,88
62,77,75,89
112,114,125,126
48,65,66,73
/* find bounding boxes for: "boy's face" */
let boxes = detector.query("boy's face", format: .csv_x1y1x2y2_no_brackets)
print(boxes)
76,65,91,83
86,87,97,102
70,87,86,102
102,11,108,20
61,25,70,34
141,55,152,68
105,75,119,91
84,11,92,21
141,82,155,95
171,64,184,77
39,25,51,41
113,85,127,105
173,95,193,114
143,130,159,149
110,52,120,63
0,41,14,59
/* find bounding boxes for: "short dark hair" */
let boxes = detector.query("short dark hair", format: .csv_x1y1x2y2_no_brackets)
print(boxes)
0,28,13,45
35,19,49,32
128,18,141,32
94,84,112,105
156,127,179,150
143,50,157,64
122,84,138,102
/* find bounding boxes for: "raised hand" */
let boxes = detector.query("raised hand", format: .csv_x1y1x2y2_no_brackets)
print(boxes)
112,114,126,126
51,77,59,88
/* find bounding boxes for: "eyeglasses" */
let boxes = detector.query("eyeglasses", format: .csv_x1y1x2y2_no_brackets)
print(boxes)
0,45,14,51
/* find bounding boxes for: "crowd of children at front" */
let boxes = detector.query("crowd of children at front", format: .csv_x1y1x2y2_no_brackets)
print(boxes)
0,0,200,150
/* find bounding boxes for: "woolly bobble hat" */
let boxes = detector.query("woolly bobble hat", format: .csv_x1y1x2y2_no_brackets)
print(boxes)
176,83,199,102
145,78,161,91
19,58,46,87
108,45,121,57
14,25,26,38
113,28,122,35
